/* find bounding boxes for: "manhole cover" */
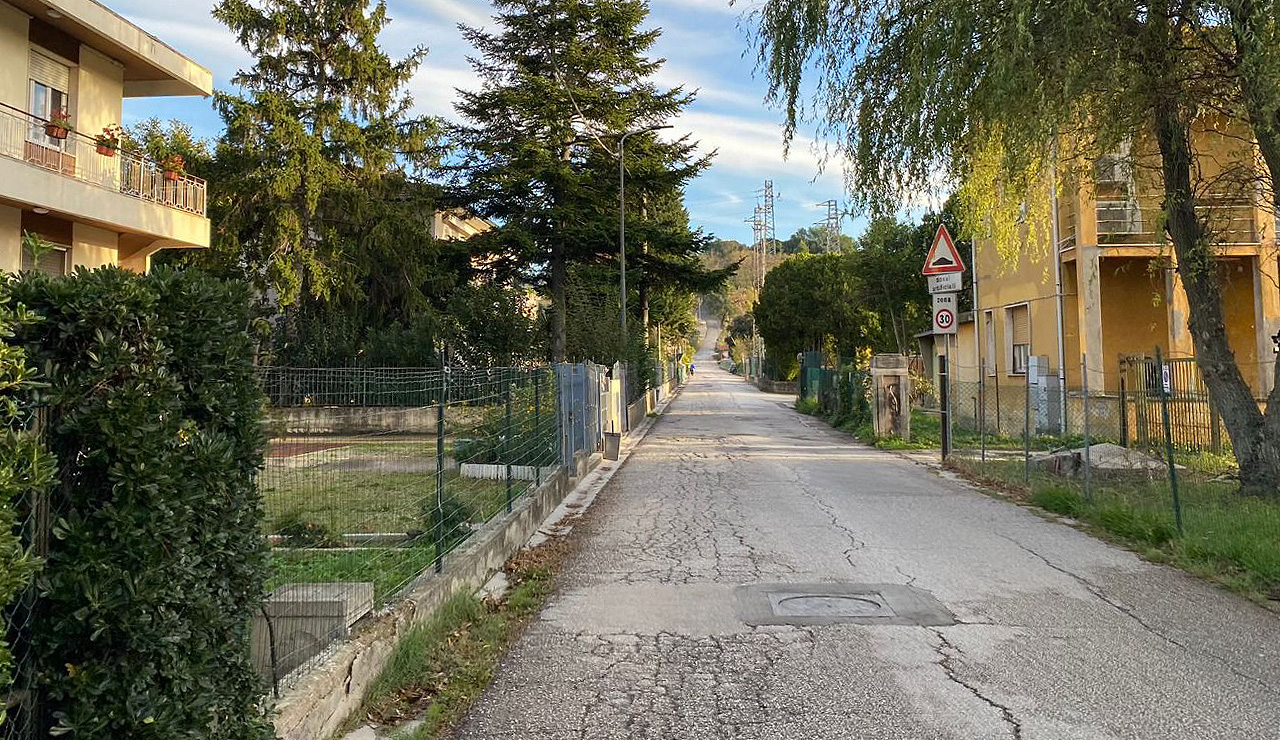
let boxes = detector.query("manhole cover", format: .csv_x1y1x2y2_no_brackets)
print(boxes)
768,592,895,618
736,583,955,627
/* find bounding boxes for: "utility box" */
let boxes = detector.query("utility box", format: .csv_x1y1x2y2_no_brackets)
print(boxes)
1027,355,1062,434
870,354,911,441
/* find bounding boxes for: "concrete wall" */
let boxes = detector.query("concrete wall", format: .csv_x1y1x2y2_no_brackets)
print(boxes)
76,44,123,142
0,204,19,273
267,405,488,436
0,2,29,109
71,222,117,269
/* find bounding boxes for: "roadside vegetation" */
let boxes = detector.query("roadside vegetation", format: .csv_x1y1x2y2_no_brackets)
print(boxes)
948,457,1280,601
343,537,571,740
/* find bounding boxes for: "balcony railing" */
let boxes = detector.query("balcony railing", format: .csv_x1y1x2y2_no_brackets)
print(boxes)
0,102,206,217
1095,194,1258,246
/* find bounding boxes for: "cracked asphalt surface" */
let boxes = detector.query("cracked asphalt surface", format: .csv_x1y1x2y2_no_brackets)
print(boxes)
452,326,1280,739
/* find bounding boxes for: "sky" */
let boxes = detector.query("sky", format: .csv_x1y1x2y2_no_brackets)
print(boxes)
111,0,868,246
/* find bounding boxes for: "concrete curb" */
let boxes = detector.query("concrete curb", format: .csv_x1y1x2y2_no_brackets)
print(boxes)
270,383,685,740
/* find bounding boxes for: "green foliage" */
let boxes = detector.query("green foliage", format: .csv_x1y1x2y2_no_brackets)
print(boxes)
0,292,50,726
2,267,272,740
271,510,341,548
451,0,722,360
794,396,820,415
754,203,968,365
211,0,443,306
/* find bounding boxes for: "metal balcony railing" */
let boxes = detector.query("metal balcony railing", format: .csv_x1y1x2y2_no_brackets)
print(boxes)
1095,194,1259,246
0,102,207,217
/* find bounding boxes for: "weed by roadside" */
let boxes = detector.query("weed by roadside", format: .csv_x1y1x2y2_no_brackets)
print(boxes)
342,534,574,740
947,457,1280,601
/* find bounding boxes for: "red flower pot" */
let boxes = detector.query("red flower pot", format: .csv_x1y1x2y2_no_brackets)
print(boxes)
45,123,69,140
163,169,182,182
96,144,117,156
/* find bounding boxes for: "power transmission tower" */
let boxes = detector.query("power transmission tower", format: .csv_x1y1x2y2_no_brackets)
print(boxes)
744,207,767,378
761,180,777,263
815,199,841,252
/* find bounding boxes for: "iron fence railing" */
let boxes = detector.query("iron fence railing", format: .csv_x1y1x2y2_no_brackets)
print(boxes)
0,102,207,217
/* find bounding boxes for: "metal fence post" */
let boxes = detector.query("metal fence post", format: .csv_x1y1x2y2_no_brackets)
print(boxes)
1082,354,1092,502
534,371,542,487
1119,370,1129,447
505,374,514,514
1023,373,1032,484
1155,346,1183,535
939,353,951,460
434,367,447,573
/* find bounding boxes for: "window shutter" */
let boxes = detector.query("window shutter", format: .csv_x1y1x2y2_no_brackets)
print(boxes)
21,244,68,276
1011,305,1030,346
29,50,70,92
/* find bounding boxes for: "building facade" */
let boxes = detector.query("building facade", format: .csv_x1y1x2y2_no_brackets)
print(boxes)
0,0,211,276
953,124,1280,406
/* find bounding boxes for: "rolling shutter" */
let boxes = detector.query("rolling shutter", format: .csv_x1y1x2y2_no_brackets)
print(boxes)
21,245,68,276
1010,305,1030,346
29,50,70,92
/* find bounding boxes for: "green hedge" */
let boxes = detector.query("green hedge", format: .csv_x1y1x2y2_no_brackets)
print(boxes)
3,268,273,740
0,295,50,729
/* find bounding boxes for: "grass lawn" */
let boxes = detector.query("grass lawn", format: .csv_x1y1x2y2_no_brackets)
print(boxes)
268,545,440,604
262,462,517,536
949,457,1280,598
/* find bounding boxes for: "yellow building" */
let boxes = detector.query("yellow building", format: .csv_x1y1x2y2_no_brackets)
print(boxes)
953,124,1280,409
0,0,211,275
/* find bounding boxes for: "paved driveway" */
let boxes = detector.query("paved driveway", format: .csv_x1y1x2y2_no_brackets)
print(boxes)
453,331,1280,739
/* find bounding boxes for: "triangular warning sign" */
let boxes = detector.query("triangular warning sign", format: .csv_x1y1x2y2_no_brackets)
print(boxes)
922,224,966,275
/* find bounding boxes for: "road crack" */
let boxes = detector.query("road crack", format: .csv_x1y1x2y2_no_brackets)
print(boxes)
929,628,1023,739
999,533,1280,694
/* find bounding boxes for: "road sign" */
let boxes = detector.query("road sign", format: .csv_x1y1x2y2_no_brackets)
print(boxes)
928,273,962,294
1162,364,1172,395
922,224,966,275
933,292,958,335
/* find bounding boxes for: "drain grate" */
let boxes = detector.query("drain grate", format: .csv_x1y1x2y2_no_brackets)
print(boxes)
736,583,954,627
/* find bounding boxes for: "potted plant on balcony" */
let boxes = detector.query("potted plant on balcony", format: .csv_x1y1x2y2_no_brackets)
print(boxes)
94,124,122,156
44,109,72,140
160,153,185,182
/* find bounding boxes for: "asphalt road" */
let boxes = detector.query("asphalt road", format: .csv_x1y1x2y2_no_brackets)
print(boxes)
453,326,1280,739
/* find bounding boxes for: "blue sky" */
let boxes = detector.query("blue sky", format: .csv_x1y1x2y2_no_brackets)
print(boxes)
112,0,868,245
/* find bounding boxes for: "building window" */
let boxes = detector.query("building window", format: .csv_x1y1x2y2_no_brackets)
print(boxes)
1007,304,1030,375
21,241,69,276
28,50,71,148
984,310,995,376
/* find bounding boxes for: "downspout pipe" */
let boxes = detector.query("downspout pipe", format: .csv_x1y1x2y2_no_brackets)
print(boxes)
1050,164,1068,433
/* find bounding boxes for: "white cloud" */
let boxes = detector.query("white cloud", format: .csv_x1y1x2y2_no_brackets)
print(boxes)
401,0,492,28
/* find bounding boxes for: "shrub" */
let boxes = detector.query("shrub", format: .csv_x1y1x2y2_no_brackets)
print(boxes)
0,295,51,727
2,267,273,740
794,396,820,415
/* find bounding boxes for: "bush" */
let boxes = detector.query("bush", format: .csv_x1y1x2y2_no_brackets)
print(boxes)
3,267,273,740
0,295,51,726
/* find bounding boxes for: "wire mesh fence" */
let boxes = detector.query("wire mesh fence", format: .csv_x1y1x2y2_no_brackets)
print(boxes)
251,362,612,694
941,354,1280,597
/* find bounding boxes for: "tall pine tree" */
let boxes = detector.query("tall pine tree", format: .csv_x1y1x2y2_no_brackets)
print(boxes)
451,0,725,362
212,0,441,307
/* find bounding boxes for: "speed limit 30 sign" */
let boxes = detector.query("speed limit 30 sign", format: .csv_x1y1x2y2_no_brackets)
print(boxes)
933,292,958,335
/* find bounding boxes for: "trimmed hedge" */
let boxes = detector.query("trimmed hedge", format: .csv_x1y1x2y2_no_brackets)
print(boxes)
0,295,50,729
3,267,273,740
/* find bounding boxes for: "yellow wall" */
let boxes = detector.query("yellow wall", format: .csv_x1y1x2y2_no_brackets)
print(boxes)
0,204,20,273
0,2,28,109
1220,257,1261,391
1098,258,1168,389
71,222,116,269
76,44,124,142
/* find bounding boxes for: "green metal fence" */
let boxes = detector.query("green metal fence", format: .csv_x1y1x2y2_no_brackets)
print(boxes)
253,363,610,693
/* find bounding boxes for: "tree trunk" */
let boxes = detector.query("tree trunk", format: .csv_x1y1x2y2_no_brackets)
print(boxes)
1152,99,1274,490
1228,0,1280,489
550,239,567,363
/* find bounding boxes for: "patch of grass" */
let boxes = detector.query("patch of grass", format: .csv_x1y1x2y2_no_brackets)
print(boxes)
264,467,514,537
349,538,570,740
949,457,1280,599
268,545,439,603
794,396,820,415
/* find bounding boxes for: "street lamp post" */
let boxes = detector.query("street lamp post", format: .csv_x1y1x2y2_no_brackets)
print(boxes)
618,124,671,337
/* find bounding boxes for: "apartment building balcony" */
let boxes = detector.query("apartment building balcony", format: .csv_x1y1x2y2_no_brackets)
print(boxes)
0,101,209,250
